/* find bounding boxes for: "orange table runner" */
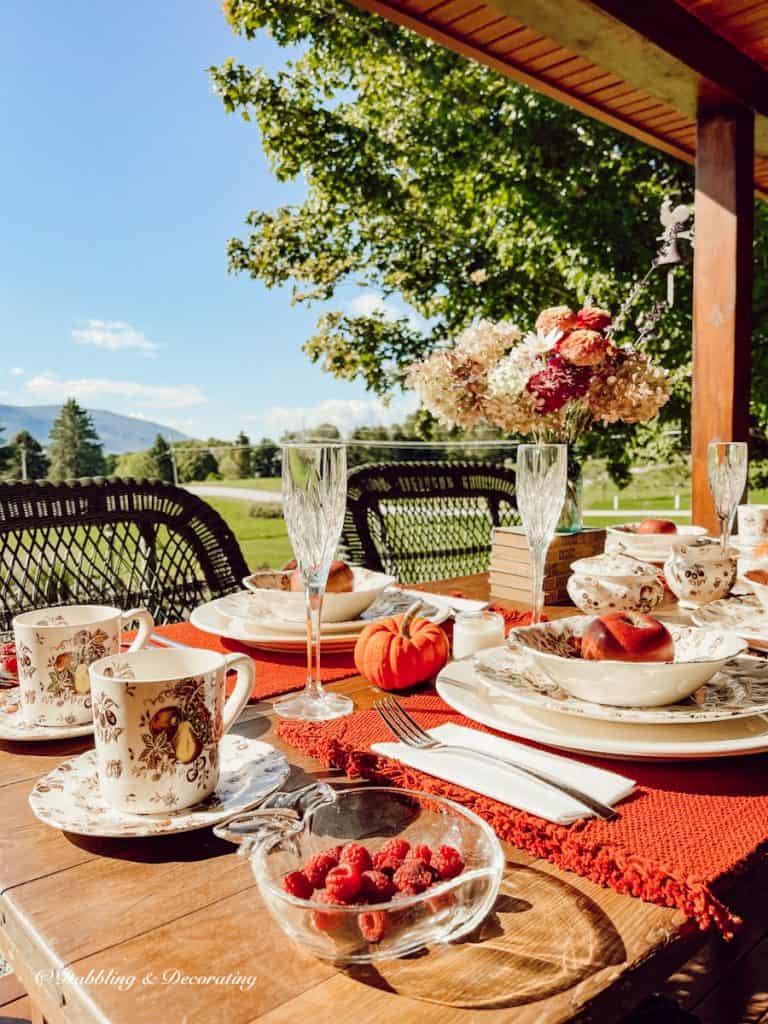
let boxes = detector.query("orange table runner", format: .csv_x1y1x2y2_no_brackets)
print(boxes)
153,622,358,701
277,691,768,938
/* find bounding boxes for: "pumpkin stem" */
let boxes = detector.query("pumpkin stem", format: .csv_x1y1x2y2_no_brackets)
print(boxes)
400,600,423,638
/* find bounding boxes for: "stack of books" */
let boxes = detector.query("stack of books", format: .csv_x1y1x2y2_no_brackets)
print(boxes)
489,527,606,604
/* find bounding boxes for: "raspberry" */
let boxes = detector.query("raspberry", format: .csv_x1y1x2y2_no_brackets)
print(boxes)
0,643,17,679
378,838,410,861
359,869,396,904
324,863,361,903
302,849,339,890
432,845,464,881
339,842,373,874
358,910,388,943
406,843,432,864
311,889,344,933
282,870,313,900
392,858,435,895
372,838,410,874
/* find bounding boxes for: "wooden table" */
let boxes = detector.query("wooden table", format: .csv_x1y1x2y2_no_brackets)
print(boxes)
2,576,767,1024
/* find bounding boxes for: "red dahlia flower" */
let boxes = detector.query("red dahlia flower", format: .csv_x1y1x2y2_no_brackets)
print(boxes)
526,355,592,413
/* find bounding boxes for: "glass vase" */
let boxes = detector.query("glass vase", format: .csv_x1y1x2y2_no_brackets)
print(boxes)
557,459,583,533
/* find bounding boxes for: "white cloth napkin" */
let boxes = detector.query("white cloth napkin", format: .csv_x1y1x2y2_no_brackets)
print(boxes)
400,589,487,613
372,722,635,825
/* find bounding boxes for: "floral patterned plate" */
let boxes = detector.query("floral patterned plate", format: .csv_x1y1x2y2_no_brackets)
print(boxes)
28,735,290,837
473,645,768,725
692,594,768,649
0,687,94,741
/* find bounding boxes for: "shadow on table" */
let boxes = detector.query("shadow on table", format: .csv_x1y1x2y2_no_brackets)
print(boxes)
345,863,626,1009
59,760,355,863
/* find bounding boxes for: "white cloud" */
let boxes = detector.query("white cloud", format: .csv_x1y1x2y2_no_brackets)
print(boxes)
25,375,207,409
346,291,427,332
8,367,24,376
247,394,419,437
347,292,401,321
71,319,159,353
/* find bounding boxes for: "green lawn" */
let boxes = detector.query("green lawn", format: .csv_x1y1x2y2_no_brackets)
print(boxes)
204,496,292,569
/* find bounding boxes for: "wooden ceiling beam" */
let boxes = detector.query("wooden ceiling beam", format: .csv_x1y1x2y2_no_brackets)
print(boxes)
347,0,768,197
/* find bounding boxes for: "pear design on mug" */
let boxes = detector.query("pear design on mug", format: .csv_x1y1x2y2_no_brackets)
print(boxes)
136,677,215,782
46,628,111,700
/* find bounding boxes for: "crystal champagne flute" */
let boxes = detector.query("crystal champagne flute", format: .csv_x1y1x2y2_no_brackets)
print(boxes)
273,443,353,721
516,443,568,624
707,441,748,554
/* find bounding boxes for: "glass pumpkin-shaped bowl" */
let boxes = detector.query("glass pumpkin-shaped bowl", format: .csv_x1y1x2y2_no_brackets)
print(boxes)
217,785,504,964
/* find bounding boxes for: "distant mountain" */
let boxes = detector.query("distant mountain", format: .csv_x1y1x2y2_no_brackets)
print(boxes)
0,405,190,454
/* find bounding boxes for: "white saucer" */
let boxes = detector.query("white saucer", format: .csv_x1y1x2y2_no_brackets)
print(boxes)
472,647,768,725
0,688,94,741
29,735,290,837
437,660,768,760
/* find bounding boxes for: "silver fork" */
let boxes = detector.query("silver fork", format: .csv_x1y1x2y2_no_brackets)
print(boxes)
375,697,619,822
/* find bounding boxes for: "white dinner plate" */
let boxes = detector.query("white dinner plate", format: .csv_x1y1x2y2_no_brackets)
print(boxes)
191,596,450,653
472,646,768,725
692,594,768,650
29,735,289,837
213,593,372,636
436,659,768,760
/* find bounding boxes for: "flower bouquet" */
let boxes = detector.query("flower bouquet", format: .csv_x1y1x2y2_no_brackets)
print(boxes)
406,304,671,529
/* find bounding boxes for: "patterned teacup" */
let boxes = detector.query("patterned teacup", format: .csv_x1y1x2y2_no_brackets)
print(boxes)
13,605,154,727
89,648,255,814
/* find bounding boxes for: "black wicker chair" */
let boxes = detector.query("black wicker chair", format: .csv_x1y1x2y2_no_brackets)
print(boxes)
0,478,250,629
341,460,520,584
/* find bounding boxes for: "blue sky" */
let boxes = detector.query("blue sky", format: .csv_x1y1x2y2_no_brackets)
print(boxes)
0,0,417,441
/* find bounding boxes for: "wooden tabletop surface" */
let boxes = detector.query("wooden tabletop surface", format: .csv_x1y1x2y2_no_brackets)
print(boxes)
1,576,767,1024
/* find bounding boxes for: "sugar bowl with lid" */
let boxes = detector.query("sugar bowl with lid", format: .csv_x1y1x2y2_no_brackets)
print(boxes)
663,538,737,608
566,553,664,615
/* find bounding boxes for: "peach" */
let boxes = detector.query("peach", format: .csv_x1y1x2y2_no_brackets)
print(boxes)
636,519,677,535
288,559,354,593
582,612,674,663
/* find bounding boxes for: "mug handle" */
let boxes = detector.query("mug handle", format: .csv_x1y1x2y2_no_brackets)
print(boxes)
221,653,255,734
121,609,155,652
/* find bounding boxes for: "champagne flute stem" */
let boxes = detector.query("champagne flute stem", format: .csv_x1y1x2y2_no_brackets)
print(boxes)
530,542,545,625
720,515,729,555
304,580,325,699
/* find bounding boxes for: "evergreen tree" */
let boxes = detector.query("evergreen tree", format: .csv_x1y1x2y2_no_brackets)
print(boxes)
6,430,49,480
233,431,252,478
47,399,106,480
149,434,175,483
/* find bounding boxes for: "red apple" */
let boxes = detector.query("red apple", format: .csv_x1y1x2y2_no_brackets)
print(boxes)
582,612,674,663
288,559,354,593
636,519,677,535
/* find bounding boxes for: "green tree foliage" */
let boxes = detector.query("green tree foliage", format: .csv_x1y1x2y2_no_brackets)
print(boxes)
175,447,219,483
251,437,280,477
114,451,160,478
48,399,106,480
149,434,175,483
5,430,49,480
211,0,768,480
233,431,252,478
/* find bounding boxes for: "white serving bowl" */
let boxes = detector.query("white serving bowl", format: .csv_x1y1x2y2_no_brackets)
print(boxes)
242,567,396,623
605,523,707,562
507,616,746,707
740,567,768,613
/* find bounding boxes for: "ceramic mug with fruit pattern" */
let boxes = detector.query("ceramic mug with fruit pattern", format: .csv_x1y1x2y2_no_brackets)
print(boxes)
13,605,154,727
88,647,254,813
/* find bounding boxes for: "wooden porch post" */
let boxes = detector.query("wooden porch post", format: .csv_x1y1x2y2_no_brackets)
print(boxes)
691,104,754,532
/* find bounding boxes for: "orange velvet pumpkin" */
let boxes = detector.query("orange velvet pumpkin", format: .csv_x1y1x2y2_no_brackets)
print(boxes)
354,602,450,691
